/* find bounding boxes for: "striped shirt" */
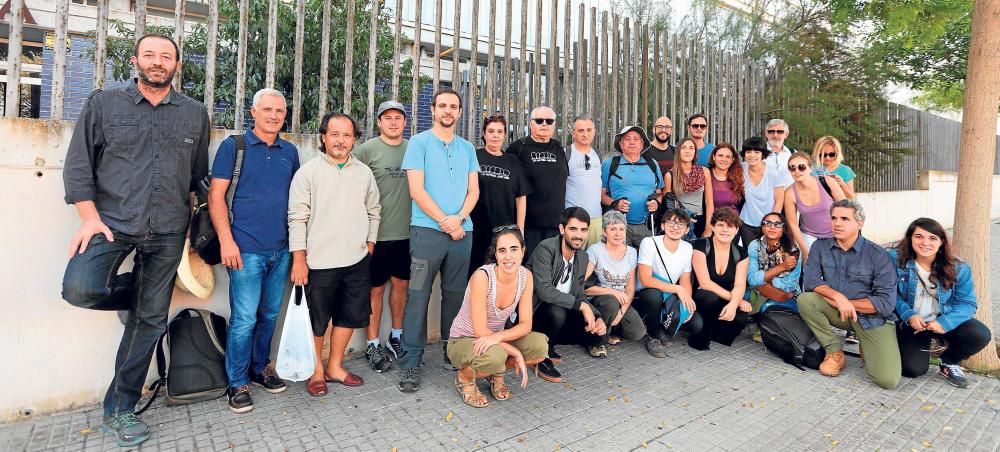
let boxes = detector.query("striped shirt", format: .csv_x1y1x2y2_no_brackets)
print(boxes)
449,264,527,338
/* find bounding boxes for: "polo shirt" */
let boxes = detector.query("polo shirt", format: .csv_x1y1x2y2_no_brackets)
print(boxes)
401,130,479,232
601,153,665,225
211,128,300,253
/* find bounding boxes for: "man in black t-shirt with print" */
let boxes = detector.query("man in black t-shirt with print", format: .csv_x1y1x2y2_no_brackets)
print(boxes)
644,115,675,175
506,105,569,257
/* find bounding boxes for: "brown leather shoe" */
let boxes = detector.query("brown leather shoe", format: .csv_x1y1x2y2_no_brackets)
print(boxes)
819,350,846,377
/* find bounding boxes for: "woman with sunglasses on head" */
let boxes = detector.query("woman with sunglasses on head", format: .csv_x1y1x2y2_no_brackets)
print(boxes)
890,218,991,388
811,136,856,200
783,152,846,263
670,137,712,238
583,211,646,357
703,143,744,238
688,207,751,351
746,212,801,316
448,226,548,407
469,115,530,276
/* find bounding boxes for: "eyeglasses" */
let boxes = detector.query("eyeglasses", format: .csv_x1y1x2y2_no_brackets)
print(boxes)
761,220,785,228
532,118,556,125
788,163,809,172
766,129,786,135
823,152,837,158
653,125,673,130
584,154,592,170
663,220,689,229
492,224,520,233
689,123,708,130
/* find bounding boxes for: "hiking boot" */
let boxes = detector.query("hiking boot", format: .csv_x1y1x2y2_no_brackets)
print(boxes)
442,342,457,371
398,367,421,393
646,337,667,358
939,363,969,388
249,368,287,394
588,345,608,358
227,385,253,413
365,343,392,373
533,358,562,382
101,412,150,447
845,330,859,344
818,350,846,377
387,335,403,360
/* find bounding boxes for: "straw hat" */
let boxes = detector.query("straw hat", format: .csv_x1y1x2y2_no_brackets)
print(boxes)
175,239,215,299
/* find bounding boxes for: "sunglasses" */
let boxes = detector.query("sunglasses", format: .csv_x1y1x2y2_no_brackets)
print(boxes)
788,163,809,172
689,123,708,130
823,152,837,158
585,154,592,170
492,224,520,233
766,129,786,135
761,220,785,228
532,118,556,125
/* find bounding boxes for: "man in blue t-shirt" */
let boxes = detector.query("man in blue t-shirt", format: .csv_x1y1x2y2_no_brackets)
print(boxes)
397,89,480,393
687,113,715,167
208,89,300,413
601,125,665,248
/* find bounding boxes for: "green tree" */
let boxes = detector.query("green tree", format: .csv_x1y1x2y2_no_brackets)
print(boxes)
90,0,422,132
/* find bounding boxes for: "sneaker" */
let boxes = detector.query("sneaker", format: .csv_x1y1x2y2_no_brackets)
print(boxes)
442,342,457,371
845,330,859,344
752,328,763,343
227,385,253,413
249,368,287,394
818,350,846,377
939,363,969,388
646,337,667,358
387,335,403,360
548,346,563,364
101,412,150,447
398,367,421,393
534,358,562,382
588,345,608,358
365,343,392,373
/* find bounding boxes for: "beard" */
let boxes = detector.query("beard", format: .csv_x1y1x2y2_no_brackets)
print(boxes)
136,63,175,89
563,236,584,251
437,116,456,128
654,132,671,144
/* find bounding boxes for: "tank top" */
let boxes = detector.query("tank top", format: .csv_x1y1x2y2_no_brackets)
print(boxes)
792,178,834,238
712,175,739,210
449,264,527,338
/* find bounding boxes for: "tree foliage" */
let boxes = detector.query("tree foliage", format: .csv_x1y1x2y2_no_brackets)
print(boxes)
89,0,422,132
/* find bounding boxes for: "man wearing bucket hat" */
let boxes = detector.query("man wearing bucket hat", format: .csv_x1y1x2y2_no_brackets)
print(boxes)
601,125,666,248
353,100,411,373
209,88,300,413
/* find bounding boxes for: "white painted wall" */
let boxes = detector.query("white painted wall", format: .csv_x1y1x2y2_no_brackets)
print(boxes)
1,117,997,421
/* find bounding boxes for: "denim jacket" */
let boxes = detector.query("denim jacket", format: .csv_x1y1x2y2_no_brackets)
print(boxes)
887,249,978,332
746,238,801,297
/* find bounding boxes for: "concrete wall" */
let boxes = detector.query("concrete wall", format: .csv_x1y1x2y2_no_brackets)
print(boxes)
0,118,442,422
1,116,998,422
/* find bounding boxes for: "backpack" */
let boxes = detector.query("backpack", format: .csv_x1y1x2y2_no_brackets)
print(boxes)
759,306,826,370
608,154,662,188
190,135,246,265
136,309,229,414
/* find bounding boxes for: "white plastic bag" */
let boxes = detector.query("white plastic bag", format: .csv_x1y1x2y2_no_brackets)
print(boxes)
275,286,317,381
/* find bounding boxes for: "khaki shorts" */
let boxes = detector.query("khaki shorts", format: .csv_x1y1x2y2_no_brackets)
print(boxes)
447,331,548,375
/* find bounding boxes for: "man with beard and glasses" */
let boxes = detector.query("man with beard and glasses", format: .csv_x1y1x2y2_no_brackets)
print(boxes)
645,116,676,174
210,88,299,414
354,100,412,373
397,89,480,393
762,119,795,188
506,106,569,257
61,34,210,447
527,207,607,382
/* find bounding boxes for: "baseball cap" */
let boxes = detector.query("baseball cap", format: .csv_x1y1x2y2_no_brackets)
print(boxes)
376,100,406,119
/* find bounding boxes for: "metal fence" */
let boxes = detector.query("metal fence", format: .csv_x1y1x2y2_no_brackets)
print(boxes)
855,102,1000,193
2,0,766,155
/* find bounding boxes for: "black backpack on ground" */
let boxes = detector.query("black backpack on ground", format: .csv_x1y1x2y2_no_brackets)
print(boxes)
759,306,826,370
136,309,228,414
190,134,246,265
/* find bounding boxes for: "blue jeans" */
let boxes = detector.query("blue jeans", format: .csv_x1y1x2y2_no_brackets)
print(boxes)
398,226,472,369
61,230,185,416
225,248,291,387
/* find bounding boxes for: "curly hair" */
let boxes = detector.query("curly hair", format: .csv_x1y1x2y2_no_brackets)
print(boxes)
710,206,742,229
708,143,744,203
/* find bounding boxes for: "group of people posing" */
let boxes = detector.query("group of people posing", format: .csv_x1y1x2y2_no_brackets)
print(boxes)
60,34,991,448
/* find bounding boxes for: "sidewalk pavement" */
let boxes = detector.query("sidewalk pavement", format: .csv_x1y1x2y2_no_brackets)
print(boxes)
3,224,999,452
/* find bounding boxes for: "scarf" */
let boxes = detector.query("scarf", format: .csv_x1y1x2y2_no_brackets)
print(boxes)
678,163,706,193
753,237,799,278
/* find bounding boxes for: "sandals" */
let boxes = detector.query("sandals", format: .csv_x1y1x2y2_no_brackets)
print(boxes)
455,376,489,408
486,374,511,401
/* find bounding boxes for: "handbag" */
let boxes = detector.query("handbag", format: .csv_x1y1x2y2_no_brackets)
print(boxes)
275,286,318,382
